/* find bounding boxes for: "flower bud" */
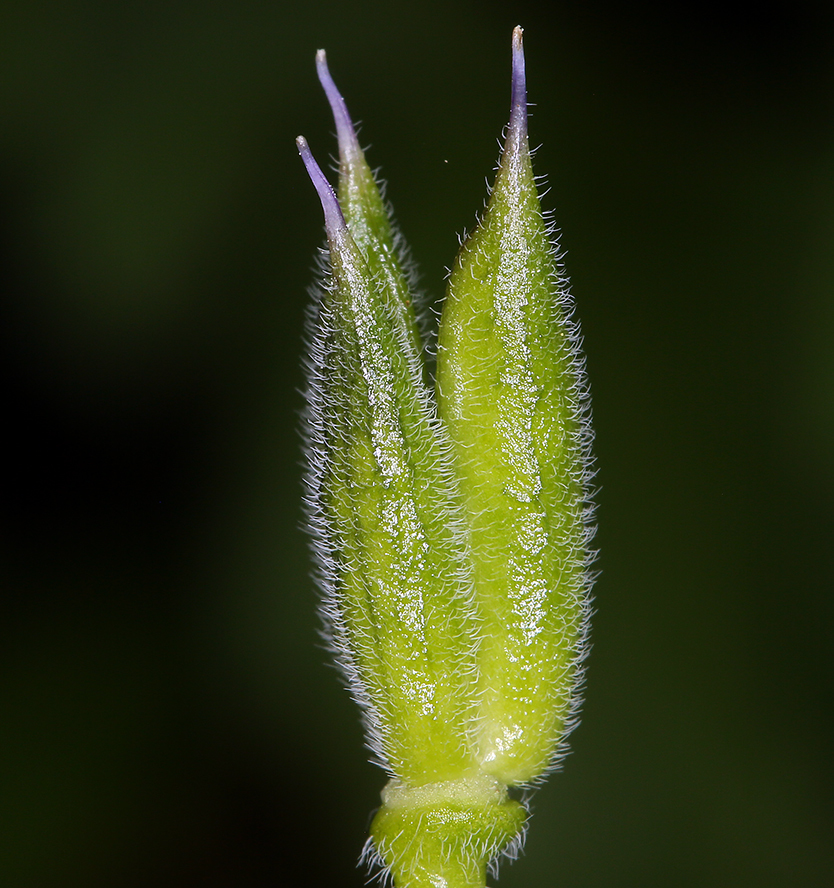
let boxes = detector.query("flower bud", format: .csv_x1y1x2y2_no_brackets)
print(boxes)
297,117,480,788
298,26,595,888
436,26,595,787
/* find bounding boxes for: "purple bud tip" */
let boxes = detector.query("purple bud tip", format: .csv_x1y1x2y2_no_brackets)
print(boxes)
296,135,347,238
316,49,362,166
509,26,528,142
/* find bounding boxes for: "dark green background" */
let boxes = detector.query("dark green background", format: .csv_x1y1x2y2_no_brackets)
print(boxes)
1,1,832,885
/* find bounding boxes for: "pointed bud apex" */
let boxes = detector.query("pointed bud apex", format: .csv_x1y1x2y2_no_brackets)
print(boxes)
314,50,426,360
509,26,528,147
316,49,363,167
296,135,347,242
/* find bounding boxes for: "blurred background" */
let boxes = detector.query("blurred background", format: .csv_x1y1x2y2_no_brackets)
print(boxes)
1,1,832,885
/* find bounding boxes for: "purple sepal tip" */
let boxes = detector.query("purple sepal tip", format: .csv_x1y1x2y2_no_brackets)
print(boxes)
316,49,362,165
509,26,528,141
296,135,346,237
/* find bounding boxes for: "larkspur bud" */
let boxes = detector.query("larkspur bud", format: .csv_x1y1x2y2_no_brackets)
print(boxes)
436,27,594,786
298,26,595,888
296,133,480,785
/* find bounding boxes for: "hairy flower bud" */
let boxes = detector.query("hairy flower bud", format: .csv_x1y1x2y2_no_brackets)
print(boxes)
436,27,594,787
297,26,595,888
297,120,479,788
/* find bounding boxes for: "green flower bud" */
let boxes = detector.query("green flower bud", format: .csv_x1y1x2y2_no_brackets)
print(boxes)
436,27,594,787
296,127,480,785
297,25,595,888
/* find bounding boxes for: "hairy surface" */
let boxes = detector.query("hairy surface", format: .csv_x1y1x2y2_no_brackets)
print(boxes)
297,27,596,888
